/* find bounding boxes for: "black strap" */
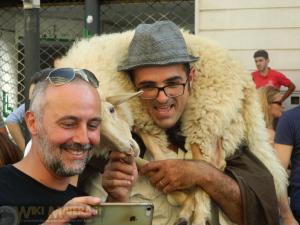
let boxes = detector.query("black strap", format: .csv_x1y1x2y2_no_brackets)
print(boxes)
210,200,220,225
131,132,147,158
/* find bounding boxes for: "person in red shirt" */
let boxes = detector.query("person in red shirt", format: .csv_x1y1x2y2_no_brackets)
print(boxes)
252,50,295,103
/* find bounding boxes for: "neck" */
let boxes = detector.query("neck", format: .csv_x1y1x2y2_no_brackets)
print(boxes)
14,147,71,191
260,67,269,76
166,121,186,152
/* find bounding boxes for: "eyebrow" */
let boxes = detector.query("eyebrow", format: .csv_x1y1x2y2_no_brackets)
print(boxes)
137,75,183,86
57,116,102,123
89,118,102,124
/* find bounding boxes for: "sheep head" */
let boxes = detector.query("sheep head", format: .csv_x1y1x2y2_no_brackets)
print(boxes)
97,91,142,158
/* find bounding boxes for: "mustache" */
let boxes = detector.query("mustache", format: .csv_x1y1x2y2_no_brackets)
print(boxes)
60,142,93,152
152,99,175,107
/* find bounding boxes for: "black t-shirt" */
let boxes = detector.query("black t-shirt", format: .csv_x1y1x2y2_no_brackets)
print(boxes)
0,165,85,225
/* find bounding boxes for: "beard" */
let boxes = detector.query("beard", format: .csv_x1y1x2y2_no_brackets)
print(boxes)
36,125,94,177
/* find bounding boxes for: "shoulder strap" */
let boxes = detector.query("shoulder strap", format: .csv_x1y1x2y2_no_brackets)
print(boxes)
210,199,220,225
131,132,147,158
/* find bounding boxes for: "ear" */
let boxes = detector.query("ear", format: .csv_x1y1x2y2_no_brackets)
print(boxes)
106,91,143,106
24,111,38,136
189,66,196,87
28,84,35,100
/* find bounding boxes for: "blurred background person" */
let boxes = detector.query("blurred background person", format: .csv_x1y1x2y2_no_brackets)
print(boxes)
258,86,284,145
0,114,8,136
252,50,295,103
0,133,22,167
275,105,300,224
5,71,48,151
259,86,298,225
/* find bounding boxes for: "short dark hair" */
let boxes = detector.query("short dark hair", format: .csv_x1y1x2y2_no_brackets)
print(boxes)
253,50,269,59
183,63,191,76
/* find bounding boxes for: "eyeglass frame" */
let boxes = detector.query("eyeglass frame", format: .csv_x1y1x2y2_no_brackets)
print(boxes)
137,78,190,100
46,67,99,88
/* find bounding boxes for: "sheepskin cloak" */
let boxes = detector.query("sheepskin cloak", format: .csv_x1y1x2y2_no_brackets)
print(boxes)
57,29,287,224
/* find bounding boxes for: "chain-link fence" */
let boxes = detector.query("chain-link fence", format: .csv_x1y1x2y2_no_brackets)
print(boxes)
0,3,24,118
0,0,194,118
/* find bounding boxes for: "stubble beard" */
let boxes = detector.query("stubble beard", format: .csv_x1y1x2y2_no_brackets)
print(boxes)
36,125,92,177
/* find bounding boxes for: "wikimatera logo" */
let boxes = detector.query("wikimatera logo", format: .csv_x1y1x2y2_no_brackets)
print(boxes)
0,205,56,224
0,206,18,225
0,205,86,223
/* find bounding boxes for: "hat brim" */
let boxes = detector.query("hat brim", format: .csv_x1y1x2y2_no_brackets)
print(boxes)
118,55,199,71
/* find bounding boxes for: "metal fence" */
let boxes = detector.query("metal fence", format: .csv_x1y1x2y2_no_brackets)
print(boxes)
0,0,194,118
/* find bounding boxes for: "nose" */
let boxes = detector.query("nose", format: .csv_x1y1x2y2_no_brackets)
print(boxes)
155,88,169,103
73,125,90,145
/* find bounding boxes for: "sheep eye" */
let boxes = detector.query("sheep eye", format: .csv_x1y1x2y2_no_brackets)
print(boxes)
109,107,115,113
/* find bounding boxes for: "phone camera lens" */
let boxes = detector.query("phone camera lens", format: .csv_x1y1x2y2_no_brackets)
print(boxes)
130,216,136,221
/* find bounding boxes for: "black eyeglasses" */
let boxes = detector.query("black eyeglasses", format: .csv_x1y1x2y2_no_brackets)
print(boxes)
271,101,282,106
137,79,189,100
46,68,99,88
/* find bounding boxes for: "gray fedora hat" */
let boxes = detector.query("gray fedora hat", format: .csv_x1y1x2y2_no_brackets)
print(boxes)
118,20,199,71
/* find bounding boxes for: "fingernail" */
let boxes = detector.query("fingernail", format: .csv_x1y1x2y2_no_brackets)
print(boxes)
92,208,98,215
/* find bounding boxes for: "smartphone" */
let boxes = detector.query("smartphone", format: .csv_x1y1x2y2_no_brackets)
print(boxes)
87,202,154,225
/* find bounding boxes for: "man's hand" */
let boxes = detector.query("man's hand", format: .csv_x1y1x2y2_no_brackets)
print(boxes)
282,216,299,225
278,192,299,225
140,158,243,224
43,196,100,225
281,82,295,103
102,151,138,202
140,159,200,193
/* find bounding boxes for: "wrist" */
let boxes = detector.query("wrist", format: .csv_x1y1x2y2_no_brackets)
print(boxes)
280,210,294,220
191,160,210,188
106,194,118,202
106,193,130,202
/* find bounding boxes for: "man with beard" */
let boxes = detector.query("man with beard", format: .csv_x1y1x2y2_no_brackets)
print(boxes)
100,21,281,225
0,68,104,224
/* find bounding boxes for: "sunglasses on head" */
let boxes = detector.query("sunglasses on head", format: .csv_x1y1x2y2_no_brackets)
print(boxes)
46,68,99,88
271,101,282,106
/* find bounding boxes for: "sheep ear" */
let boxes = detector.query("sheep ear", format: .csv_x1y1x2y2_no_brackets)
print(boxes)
106,91,143,106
